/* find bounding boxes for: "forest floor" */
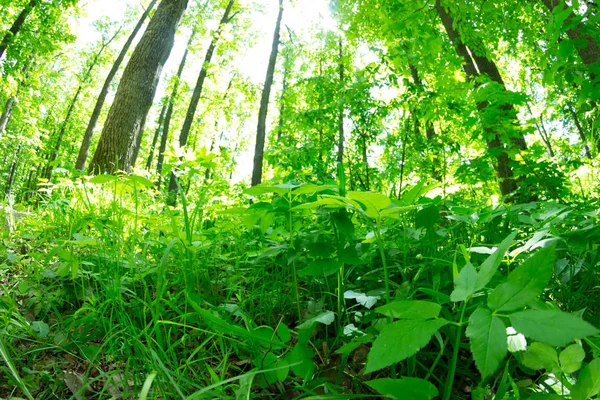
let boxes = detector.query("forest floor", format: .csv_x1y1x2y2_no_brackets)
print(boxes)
1,180,600,399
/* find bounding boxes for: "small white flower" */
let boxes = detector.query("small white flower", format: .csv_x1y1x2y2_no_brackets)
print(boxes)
506,327,527,352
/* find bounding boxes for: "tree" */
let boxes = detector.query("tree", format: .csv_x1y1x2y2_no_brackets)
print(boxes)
88,0,189,174
0,0,38,60
42,27,120,181
75,0,159,171
251,0,284,186
156,30,196,187
167,0,237,199
435,0,527,198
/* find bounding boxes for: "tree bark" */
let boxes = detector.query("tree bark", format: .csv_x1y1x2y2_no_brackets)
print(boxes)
436,0,524,198
251,0,283,186
0,0,38,59
88,0,188,174
0,97,15,138
75,0,159,171
4,145,21,199
167,0,237,200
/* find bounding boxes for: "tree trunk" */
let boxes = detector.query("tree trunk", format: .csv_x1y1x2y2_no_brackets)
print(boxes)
0,97,15,138
146,103,167,170
0,0,38,59
251,0,283,186
436,0,523,198
156,31,195,188
4,145,21,198
167,0,236,201
75,0,159,171
88,0,188,175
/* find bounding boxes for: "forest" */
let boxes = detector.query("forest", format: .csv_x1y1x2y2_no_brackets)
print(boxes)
0,0,600,398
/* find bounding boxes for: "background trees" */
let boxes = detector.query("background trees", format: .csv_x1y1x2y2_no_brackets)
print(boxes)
0,0,598,201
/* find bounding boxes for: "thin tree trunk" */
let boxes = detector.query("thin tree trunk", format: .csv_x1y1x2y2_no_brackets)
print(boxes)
167,0,237,201
75,0,159,171
0,57,33,138
43,30,119,180
0,97,15,138
0,0,38,59
251,0,283,186
88,0,189,174
146,103,167,169
569,107,594,158
436,0,523,198
156,31,195,188
4,145,21,198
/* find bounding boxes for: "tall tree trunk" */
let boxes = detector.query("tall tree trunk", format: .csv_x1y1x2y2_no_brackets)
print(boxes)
75,0,159,171
0,97,15,138
146,103,167,169
569,106,594,158
0,0,38,59
0,56,33,138
251,0,283,186
88,0,189,174
42,30,119,180
436,0,524,198
155,31,195,188
4,145,21,198
167,0,237,201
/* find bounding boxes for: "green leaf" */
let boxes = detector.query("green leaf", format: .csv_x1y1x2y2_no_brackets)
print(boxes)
276,323,291,343
347,191,391,219
30,321,49,339
559,343,585,374
488,245,555,312
286,343,315,379
466,308,507,378
366,377,438,400
299,259,342,277
292,184,337,195
376,301,441,320
398,180,433,206
296,311,335,330
365,318,449,373
126,175,154,188
510,310,599,347
451,263,478,302
243,185,290,196
571,358,600,400
89,174,117,184
521,342,558,371
475,232,517,291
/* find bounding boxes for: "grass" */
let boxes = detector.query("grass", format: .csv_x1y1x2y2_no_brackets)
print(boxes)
0,176,599,398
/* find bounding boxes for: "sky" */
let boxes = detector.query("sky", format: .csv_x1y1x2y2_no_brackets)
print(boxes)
73,0,337,182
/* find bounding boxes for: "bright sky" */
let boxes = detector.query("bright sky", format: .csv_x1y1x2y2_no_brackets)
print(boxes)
73,0,337,182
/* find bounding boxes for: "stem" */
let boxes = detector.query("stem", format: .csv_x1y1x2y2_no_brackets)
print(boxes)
443,302,467,400
288,195,301,321
375,219,390,303
374,217,395,378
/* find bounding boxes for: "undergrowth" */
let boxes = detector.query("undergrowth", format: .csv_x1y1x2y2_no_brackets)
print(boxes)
1,175,599,399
